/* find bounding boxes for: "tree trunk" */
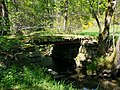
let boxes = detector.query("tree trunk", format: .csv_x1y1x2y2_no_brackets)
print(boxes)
63,0,68,31
88,0,102,33
98,0,117,56
0,0,10,35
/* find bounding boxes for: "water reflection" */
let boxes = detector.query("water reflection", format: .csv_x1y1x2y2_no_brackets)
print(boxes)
83,87,97,90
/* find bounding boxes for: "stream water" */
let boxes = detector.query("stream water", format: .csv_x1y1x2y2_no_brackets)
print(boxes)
53,70,120,90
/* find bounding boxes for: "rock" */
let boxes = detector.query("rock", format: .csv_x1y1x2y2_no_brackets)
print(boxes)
0,62,6,68
47,69,58,75
29,51,41,58
23,44,35,52
113,87,120,90
15,52,27,60
75,53,86,67
40,56,54,68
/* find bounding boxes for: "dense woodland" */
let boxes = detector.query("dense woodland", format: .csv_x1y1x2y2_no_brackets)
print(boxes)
0,0,120,90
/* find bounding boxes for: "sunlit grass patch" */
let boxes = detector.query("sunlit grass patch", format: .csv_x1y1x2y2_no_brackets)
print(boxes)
79,32,98,37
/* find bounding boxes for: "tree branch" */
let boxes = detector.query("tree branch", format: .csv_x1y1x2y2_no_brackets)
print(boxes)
88,0,102,33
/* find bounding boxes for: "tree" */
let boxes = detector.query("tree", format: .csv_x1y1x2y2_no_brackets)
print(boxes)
63,0,68,31
98,0,117,55
0,0,10,35
8,0,55,34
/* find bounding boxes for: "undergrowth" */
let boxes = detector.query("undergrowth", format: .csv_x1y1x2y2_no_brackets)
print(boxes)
0,65,75,90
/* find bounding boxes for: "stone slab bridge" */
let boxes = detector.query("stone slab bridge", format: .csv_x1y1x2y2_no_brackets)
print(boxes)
21,34,98,72
29,34,97,45
28,34,120,76
8,33,119,77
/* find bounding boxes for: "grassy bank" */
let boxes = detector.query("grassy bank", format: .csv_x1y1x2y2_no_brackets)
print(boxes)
1,65,76,90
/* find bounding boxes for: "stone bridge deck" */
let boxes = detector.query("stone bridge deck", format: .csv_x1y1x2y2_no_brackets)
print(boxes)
30,34,96,45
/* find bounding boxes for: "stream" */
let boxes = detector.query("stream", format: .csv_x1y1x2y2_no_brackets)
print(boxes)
49,68,120,90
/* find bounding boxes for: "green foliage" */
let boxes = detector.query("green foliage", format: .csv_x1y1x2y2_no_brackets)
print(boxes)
86,60,98,75
6,0,108,34
1,66,19,88
2,0,120,35
1,65,76,90
8,0,55,33
0,36,23,52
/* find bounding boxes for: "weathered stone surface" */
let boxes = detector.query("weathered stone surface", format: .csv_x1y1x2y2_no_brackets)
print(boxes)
75,39,98,68
22,44,35,52
40,56,54,68
29,51,40,58
15,52,27,60
2,35,102,76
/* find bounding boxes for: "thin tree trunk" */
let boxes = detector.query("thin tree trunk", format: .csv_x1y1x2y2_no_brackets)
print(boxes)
98,0,117,56
88,0,102,33
0,0,10,35
63,0,68,31
12,0,21,35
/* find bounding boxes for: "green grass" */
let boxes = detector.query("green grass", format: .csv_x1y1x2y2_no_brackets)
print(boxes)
73,25,120,37
14,23,118,42
30,24,120,38
0,65,76,90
